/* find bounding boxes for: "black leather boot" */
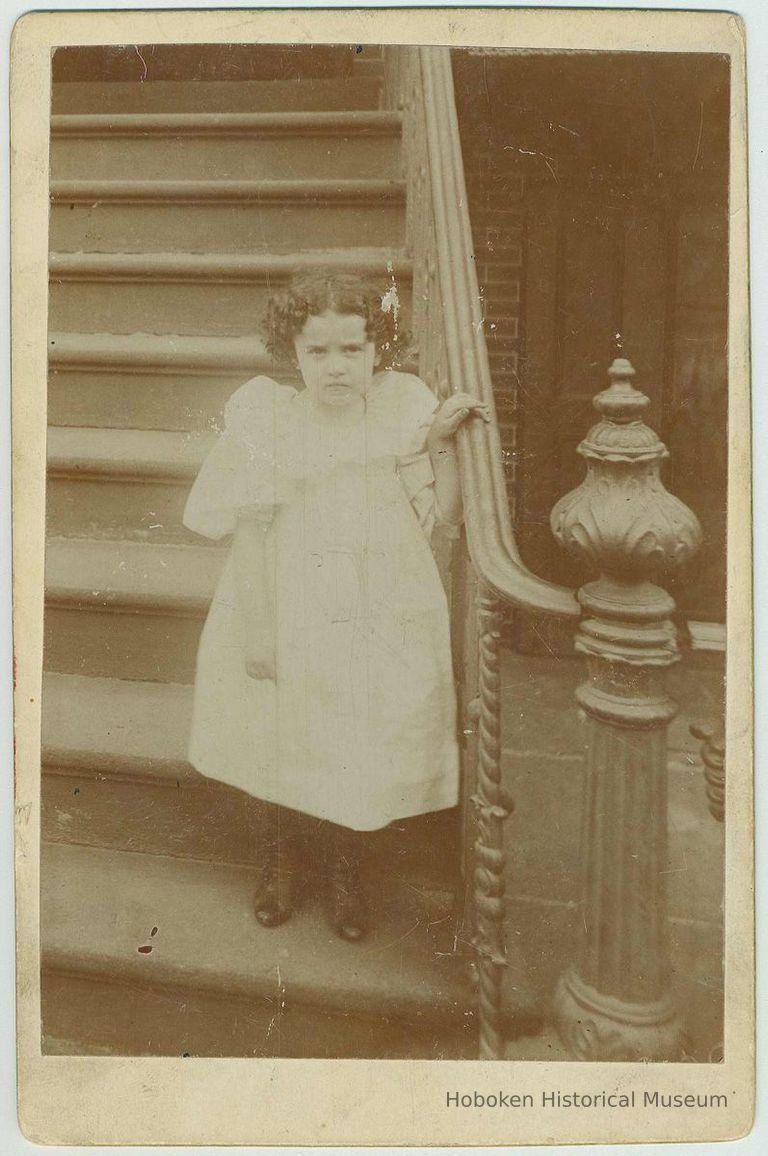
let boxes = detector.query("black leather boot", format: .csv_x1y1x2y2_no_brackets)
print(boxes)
325,824,369,942
253,805,295,928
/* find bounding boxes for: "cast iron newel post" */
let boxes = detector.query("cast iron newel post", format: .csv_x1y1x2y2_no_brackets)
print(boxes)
550,358,702,1061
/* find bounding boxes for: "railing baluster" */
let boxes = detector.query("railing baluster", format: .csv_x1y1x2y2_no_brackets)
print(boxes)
472,588,513,1058
550,358,702,1060
691,721,726,823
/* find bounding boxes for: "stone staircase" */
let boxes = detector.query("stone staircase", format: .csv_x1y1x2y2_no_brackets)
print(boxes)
42,49,487,1059
42,47,724,1061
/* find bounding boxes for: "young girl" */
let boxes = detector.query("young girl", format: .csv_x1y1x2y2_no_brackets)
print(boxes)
183,272,488,941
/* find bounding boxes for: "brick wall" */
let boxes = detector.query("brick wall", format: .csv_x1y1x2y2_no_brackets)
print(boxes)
454,71,526,523
453,49,729,626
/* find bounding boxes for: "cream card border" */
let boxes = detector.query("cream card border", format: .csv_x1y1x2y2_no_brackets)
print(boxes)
11,7,753,1146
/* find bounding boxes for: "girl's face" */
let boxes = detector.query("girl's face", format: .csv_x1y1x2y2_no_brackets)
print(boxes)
293,311,376,407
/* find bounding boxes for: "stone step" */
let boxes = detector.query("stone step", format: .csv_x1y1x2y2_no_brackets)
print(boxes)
48,250,412,337
43,766,461,890
42,670,194,780
50,110,402,181
47,332,289,431
47,427,214,542
41,669,461,890
44,536,217,681
45,535,218,614
41,841,476,1058
52,78,384,115
49,179,405,254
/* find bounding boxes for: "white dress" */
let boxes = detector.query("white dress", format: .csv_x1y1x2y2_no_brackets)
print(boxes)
183,370,460,831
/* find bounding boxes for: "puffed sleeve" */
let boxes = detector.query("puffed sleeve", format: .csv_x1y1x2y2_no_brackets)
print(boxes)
182,376,296,540
391,374,462,540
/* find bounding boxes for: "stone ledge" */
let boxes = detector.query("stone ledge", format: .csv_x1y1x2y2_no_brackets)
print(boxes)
49,248,412,285
48,427,214,481
50,178,407,206
48,331,274,375
51,109,402,138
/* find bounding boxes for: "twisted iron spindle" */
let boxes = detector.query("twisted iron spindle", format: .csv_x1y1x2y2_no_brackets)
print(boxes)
472,589,513,1059
690,721,725,823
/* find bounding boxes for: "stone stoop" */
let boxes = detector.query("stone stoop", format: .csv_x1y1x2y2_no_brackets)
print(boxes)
44,47,723,1061
40,667,540,1058
42,52,506,1059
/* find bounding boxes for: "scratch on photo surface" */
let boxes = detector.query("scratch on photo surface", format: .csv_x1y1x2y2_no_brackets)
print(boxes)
363,918,421,956
427,913,451,930
692,99,705,171
504,146,558,184
528,620,558,660
134,46,148,82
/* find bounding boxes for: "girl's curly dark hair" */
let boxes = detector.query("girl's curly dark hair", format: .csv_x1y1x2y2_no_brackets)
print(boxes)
264,270,410,369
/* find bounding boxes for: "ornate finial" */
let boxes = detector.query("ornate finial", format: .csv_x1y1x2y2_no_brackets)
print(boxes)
592,357,650,424
550,359,702,578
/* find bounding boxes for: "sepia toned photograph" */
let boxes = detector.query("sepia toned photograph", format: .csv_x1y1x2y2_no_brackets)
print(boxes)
11,6,753,1147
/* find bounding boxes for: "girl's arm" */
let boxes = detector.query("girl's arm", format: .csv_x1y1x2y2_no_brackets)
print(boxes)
233,513,276,680
426,392,491,525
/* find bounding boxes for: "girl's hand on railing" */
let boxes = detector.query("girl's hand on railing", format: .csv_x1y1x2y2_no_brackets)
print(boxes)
428,392,491,448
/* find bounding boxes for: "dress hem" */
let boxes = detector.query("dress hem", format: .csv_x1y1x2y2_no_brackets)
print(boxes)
186,756,459,832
